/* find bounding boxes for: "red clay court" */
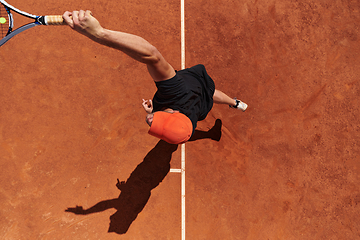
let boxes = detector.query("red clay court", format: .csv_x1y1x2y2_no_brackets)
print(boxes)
1,0,360,239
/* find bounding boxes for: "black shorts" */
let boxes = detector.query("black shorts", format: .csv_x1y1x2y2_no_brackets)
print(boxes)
153,64,215,132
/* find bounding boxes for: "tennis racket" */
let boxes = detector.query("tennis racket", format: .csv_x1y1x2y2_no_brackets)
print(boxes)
0,0,66,47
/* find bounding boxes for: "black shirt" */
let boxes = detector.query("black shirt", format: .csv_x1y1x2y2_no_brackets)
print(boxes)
152,64,215,133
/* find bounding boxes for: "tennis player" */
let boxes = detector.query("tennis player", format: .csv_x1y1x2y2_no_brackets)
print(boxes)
63,10,247,144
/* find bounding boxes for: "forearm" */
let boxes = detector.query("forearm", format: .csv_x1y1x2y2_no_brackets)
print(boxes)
93,29,160,64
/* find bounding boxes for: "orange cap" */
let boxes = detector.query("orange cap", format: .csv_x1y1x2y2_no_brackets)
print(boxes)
148,112,193,144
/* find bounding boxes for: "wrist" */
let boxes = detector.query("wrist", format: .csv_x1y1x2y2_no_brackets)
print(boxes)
93,27,106,40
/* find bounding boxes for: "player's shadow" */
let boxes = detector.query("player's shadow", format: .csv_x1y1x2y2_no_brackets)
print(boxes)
65,119,222,234
189,119,222,142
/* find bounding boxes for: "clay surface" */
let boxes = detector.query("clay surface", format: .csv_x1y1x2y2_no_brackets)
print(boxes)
0,0,359,239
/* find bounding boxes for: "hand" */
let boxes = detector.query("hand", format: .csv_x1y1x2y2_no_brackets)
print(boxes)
116,178,126,191
142,99,153,114
63,10,104,39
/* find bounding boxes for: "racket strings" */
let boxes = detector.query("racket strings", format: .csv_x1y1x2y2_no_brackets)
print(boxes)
0,4,10,38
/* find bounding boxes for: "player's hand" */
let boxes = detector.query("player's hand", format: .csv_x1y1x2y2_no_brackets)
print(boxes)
63,10,104,39
142,99,153,114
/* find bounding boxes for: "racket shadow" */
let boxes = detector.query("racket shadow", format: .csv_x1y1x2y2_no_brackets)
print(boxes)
64,119,222,235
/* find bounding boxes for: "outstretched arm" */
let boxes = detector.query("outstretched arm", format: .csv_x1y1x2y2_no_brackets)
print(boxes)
62,10,176,82
65,198,119,215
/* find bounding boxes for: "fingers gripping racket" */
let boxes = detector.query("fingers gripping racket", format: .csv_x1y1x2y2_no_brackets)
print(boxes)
0,0,66,47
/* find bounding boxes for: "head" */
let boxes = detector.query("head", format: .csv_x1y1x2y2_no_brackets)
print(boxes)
147,111,192,144
145,108,179,127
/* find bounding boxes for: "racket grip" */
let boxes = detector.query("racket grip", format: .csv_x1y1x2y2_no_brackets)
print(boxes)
44,15,67,25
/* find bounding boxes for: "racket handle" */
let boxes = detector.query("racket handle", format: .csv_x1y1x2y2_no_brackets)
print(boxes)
44,15,67,25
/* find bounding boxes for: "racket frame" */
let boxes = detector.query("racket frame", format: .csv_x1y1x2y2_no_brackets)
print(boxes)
0,0,63,46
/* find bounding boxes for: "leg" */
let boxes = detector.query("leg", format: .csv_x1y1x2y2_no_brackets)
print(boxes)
213,89,236,105
213,89,248,111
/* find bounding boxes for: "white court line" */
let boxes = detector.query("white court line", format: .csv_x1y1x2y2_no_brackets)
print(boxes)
181,0,185,70
181,144,185,240
180,0,186,239
169,1,186,239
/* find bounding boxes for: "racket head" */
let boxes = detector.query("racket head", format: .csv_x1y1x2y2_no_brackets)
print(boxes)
0,1,13,38
0,0,65,46
0,0,40,47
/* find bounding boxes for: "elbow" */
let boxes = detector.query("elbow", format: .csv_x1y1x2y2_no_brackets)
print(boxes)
142,45,162,64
